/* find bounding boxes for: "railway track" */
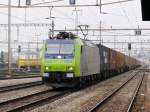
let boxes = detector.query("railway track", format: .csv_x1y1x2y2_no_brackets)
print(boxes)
88,71,144,112
0,88,70,112
0,81,43,93
0,75,41,80
126,72,145,112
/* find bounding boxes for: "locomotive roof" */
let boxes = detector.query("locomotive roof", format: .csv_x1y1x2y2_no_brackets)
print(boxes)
46,39,75,44
49,32,78,39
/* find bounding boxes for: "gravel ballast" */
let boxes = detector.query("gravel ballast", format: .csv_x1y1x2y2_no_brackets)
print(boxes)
29,71,137,112
0,85,50,103
0,77,41,87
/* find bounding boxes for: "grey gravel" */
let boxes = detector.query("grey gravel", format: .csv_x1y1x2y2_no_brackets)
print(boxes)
97,72,142,112
0,77,41,87
29,70,137,112
0,85,50,103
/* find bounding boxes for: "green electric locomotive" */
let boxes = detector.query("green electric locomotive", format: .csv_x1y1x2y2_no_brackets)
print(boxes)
40,32,100,88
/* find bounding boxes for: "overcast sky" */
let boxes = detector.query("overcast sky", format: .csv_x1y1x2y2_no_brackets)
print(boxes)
0,0,150,60
0,0,147,28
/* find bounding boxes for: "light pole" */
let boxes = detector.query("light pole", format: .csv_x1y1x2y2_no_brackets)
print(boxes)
27,42,30,72
51,17,55,38
99,21,102,44
47,7,54,38
99,0,102,44
46,16,55,38
8,0,11,75
72,8,81,35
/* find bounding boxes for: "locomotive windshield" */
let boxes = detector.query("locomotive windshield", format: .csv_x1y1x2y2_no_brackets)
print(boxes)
60,44,74,54
46,43,74,54
46,44,60,54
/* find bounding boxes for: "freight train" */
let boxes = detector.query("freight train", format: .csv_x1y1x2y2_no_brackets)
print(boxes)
40,32,140,88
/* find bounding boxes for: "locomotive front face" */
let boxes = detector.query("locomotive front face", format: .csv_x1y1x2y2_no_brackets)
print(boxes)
43,39,75,78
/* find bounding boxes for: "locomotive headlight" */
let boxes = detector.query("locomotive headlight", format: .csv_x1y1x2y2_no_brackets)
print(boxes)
45,66,49,70
68,66,73,71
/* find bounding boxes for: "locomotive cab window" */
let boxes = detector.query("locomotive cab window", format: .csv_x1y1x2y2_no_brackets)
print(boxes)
60,44,74,54
46,43,74,55
46,44,60,54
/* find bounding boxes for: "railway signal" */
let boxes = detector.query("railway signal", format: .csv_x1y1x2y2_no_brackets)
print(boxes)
69,0,76,5
0,51,4,63
128,43,132,51
18,45,21,53
135,30,141,36
26,0,31,6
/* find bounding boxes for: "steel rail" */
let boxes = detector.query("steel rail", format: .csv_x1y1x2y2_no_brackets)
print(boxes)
88,71,139,112
0,81,42,93
0,89,70,112
127,72,145,112
0,75,41,80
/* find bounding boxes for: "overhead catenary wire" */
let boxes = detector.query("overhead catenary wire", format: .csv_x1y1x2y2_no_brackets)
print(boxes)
0,0,135,8
55,8,75,21
31,0,64,6
0,11,25,21
0,0,148,47
0,3,8,6
119,3,133,28
130,1,138,27
0,10,75,23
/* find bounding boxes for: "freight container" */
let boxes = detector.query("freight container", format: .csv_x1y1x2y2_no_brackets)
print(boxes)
109,48,116,75
97,44,109,78
125,55,130,70
116,52,125,73
129,57,134,69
